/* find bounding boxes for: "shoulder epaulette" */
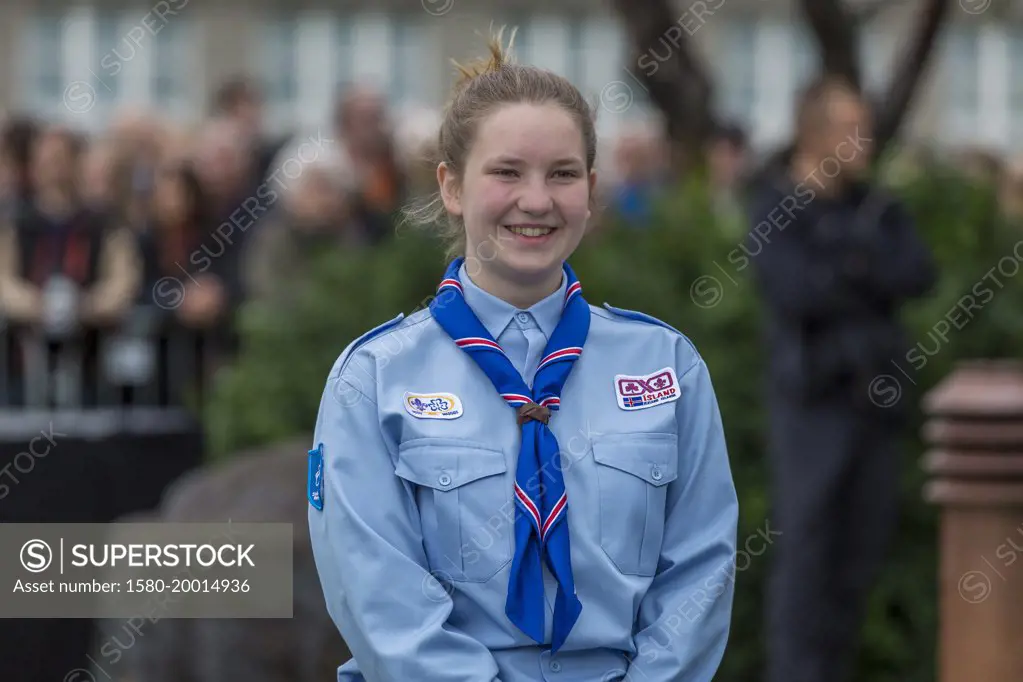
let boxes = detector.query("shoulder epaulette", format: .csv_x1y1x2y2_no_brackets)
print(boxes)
601,303,683,336
335,312,405,377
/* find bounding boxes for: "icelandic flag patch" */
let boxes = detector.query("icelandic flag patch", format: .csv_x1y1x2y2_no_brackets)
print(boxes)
308,443,324,511
614,367,681,411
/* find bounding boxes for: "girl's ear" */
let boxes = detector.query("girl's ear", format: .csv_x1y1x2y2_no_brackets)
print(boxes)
438,162,462,216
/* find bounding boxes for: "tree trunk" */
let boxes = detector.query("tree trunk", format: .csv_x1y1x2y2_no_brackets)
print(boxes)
799,0,952,160
611,0,953,170
871,0,952,160
611,0,715,174
799,0,862,89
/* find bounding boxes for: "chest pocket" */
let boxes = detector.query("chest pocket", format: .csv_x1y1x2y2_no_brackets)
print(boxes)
592,432,678,576
395,438,514,583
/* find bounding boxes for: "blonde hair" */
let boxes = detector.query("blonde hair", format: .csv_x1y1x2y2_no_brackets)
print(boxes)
402,26,598,260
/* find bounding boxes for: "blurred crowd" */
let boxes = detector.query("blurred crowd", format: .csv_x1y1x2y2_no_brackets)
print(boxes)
2,72,1022,410
0,77,424,406
607,117,1023,231
0,73,749,408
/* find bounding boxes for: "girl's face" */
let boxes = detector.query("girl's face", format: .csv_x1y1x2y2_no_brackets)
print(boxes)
440,102,595,289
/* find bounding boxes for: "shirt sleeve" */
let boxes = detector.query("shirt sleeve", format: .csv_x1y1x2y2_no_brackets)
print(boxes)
625,351,739,681
307,349,502,682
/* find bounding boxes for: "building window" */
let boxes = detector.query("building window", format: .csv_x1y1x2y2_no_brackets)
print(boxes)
713,19,758,128
503,14,533,67
523,17,572,80
860,28,895,93
258,11,439,132
791,22,818,91
23,8,196,128
332,18,354,95
23,14,65,117
1009,28,1023,151
941,25,981,145
93,13,123,108
261,14,299,129
501,15,585,85
390,16,425,107
152,17,194,114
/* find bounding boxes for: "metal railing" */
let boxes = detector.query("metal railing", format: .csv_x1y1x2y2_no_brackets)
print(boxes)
0,304,230,438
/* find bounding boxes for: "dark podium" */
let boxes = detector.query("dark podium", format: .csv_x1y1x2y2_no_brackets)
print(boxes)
0,315,209,681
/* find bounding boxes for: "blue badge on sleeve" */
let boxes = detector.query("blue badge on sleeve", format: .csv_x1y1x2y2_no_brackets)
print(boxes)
308,443,324,511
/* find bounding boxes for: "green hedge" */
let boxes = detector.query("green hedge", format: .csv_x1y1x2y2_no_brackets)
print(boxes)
204,165,1023,681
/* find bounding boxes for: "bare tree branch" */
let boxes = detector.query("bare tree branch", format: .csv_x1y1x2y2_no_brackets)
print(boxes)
852,0,912,24
799,0,861,88
611,0,716,172
872,0,952,159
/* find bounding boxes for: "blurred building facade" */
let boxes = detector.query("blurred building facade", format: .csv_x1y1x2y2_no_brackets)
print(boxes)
0,0,1021,153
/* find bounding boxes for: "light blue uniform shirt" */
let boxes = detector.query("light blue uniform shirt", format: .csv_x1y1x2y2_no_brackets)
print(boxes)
308,264,739,682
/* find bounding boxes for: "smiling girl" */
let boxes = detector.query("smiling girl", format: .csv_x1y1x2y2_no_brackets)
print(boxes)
308,30,738,682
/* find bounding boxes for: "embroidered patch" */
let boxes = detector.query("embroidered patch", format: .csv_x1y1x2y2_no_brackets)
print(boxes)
614,367,681,411
308,443,324,511
403,392,464,420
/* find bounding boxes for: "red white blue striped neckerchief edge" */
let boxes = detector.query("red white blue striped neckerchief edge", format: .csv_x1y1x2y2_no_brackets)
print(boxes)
429,257,588,653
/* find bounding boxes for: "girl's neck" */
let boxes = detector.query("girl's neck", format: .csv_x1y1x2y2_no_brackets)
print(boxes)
465,261,563,310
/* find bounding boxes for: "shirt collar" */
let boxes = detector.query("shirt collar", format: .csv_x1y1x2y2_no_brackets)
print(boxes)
459,262,567,341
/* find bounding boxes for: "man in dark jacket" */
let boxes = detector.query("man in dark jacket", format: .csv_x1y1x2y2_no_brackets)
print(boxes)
747,76,936,682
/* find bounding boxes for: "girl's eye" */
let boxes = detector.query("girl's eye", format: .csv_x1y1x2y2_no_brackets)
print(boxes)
553,169,580,179
492,168,518,177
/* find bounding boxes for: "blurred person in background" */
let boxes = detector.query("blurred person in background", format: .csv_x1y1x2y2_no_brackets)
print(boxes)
706,120,751,236
156,121,196,166
136,159,237,400
747,76,936,682
243,137,366,307
139,160,210,322
609,122,668,227
999,155,1023,224
707,120,749,195
0,115,40,211
0,125,141,404
954,146,1003,187
186,117,255,331
333,84,406,243
194,116,258,227
110,108,165,226
212,75,290,186
393,105,442,198
79,137,132,219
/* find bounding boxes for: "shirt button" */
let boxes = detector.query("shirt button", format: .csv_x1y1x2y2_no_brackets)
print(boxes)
651,466,663,481
438,473,452,487
549,661,562,672
516,312,530,324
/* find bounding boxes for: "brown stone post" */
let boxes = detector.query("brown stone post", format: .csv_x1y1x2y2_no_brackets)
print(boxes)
922,359,1023,682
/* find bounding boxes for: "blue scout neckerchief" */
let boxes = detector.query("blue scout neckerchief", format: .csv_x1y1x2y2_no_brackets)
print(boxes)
429,256,588,653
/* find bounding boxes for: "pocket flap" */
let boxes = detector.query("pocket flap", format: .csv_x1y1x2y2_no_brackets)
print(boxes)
396,438,508,490
592,433,678,487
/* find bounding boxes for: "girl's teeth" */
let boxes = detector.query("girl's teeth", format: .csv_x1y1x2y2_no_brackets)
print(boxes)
507,226,553,237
